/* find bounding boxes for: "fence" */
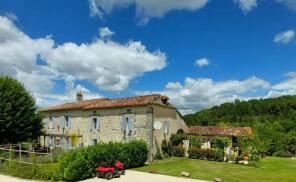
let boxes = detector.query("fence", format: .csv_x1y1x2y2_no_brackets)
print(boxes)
0,143,64,175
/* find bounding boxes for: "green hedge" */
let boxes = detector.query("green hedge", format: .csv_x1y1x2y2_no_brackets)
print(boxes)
188,148,223,162
59,140,148,181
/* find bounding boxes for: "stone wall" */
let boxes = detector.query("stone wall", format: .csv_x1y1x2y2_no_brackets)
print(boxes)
41,106,152,149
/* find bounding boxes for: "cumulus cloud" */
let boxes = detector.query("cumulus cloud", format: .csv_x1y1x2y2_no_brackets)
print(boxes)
99,27,114,39
43,40,166,91
274,29,295,44
194,58,210,67
88,0,209,24
271,72,296,95
277,0,296,11
234,0,257,14
138,76,270,114
0,15,167,106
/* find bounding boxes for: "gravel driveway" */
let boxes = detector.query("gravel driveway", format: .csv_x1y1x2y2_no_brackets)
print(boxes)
0,171,210,182
82,170,209,182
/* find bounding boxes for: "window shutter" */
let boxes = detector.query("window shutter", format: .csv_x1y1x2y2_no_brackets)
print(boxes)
47,136,50,146
128,117,134,131
89,118,93,130
97,117,100,131
121,116,126,131
68,117,72,129
60,116,65,128
47,117,50,129
163,122,166,133
167,122,169,134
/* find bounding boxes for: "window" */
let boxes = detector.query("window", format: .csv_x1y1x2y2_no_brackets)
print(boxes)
121,116,134,140
122,116,133,131
49,117,53,129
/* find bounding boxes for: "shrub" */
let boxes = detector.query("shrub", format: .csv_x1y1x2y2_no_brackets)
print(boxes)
59,140,148,181
170,133,187,146
212,137,230,151
188,136,202,148
161,139,173,157
273,150,294,158
172,145,185,157
188,148,219,161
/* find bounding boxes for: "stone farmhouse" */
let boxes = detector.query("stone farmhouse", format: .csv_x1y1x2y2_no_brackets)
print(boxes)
40,93,188,159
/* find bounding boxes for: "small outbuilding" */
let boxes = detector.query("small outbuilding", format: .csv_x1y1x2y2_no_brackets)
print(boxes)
187,126,252,155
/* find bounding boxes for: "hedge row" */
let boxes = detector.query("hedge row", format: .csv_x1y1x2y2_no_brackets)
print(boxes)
59,140,148,181
188,147,224,162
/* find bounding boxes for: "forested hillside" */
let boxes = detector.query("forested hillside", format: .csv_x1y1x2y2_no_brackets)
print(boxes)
184,95,296,156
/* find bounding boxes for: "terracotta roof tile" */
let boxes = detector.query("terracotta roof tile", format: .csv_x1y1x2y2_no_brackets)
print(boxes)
40,94,174,112
187,126,252,137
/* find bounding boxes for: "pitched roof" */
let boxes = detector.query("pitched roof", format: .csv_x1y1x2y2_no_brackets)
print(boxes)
187,126,252,137
40,94,174,112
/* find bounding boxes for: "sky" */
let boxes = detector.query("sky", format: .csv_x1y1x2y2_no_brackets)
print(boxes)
0,0,296,114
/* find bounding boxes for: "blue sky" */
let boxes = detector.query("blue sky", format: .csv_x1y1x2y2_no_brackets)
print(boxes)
0,0,296,114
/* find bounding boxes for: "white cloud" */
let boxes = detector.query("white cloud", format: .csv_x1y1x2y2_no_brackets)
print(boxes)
271,72,296,95
274,29,295,44
0,15,167,107
88,0,210,24
99,27,114,39
138,76,270,114
277,0,296,11
194,58,210,67
43,39,166,91
234,0,257,14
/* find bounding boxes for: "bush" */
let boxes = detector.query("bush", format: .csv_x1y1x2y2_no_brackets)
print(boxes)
59,140,148,181
188,136,202,148
170,133,187,146
273,150,294,158
172,145,185,157
188,148,223,161
161,139,173,157
212,137,230,150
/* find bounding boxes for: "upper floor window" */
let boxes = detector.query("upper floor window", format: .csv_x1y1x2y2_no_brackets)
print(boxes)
121,116,134,132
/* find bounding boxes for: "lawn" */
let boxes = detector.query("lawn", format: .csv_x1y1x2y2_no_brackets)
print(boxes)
134,157,296,182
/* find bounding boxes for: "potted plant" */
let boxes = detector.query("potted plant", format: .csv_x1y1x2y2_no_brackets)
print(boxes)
243,152,249,161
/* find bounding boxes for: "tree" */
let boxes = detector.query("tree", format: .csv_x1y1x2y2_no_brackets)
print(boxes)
0,76,43,143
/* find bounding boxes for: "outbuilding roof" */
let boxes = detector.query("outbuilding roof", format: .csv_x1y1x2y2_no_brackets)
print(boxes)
187,126,252,137
40,94,174,112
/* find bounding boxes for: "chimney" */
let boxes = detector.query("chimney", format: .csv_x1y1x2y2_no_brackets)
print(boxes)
76,92,83,102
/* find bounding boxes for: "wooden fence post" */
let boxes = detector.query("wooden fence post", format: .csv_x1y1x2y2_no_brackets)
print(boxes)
32,146,36,175
19,144,21,163
9,144,12,168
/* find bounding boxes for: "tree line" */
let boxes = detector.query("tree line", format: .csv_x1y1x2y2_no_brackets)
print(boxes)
184,96,296,157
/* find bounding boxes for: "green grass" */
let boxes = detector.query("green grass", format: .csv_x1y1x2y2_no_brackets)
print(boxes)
134,157,296,182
